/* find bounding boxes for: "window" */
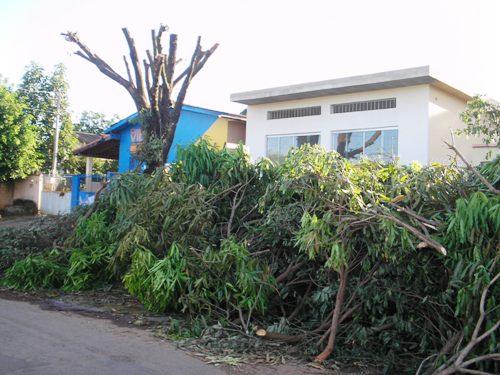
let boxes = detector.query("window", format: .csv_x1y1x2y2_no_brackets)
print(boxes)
331,98,396,114
267,106,321,120
332,128,398,161
267,134,320,162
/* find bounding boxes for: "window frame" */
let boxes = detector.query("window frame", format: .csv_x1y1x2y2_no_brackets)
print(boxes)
330,127,398,161
266,132,321,162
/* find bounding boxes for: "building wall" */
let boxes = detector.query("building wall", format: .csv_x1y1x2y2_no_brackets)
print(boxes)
428,86,492,165
168,110,219,162
115,111,220,172
227,121,246,144
201,118,228,148
13,174,43,211
118,123,141,173
245,85,430,164
0,182,14,209
200,118,247,147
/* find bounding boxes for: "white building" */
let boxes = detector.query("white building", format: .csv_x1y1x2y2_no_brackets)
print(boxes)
231,66,491,165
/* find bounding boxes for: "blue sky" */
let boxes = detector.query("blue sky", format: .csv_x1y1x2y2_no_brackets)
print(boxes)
0,0,498,120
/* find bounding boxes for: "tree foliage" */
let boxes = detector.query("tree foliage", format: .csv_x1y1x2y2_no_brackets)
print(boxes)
75,110,119,134
459,95,500,149
0,84,40,181
17,62,80,174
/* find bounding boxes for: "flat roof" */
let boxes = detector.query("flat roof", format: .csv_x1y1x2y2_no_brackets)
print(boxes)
231,66,471,105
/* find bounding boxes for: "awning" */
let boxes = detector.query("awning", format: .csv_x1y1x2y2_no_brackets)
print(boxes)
73,134,120,160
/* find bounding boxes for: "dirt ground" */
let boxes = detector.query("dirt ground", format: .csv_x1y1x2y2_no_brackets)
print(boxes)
0,214,43,229
0,289,337,375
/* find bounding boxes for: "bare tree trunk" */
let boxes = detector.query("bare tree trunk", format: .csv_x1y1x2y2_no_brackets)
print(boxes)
315,265,349,362
62,26,218,171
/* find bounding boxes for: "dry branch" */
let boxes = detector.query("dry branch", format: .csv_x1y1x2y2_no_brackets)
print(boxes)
432,272,500,375
444,141,500,195
378,213,447,256
276,261,306,283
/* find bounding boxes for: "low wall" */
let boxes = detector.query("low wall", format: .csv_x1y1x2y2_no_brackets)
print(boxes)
41,191,71,215
0,183,14,209
14,174,43,210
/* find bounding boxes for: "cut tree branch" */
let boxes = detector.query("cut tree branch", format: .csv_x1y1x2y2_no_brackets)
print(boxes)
444,140,500,195
432,272,500,375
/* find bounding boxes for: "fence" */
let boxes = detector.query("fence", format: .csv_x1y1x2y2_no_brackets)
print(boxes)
70,174,106,208
40,175,72,215
1,173,111,216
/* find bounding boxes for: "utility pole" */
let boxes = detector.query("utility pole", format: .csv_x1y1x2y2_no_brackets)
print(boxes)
51,90,61,177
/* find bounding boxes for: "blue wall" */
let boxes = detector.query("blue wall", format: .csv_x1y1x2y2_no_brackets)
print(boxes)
118,123,141,172
108,107,221,173
167,110,217,162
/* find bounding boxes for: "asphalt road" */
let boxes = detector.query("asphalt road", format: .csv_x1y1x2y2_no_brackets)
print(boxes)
0,298,228,375
0,298,324,375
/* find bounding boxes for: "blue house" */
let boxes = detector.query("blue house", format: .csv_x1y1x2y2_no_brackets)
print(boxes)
74,104,246,173
72,104,246,206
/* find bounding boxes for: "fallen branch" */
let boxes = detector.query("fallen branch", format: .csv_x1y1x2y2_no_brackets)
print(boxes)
255,329,305,344
287,282,312,321
83,181,109,220
432,272,500,375
389,202,440,228
276,261,306,283
315,265,349,362
378,213,447,256
444,141,500,195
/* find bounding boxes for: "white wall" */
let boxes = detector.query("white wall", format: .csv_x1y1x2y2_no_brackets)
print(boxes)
40,191,71,215
13,174,43,211
245,85,430,164
428,86,492,165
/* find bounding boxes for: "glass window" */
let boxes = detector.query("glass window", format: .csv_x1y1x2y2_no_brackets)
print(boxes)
297,134,320,147
267,137,280,162
332,128,398,161
382,129,398,161
333,131,364,160
364,130,383,159
279,136,295,161
266,134,320,162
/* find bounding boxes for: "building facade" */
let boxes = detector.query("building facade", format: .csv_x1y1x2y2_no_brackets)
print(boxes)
231,66,492,165
75,104,246,173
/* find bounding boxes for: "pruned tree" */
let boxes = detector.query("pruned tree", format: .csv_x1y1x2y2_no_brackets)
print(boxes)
62,25,218,171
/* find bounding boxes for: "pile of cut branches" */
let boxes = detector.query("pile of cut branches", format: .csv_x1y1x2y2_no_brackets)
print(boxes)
2,142,499,374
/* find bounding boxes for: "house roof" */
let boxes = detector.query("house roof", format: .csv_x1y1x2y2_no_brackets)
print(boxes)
73,134,120,160
76,131,101,145
230,66,472,105
104,104,246,135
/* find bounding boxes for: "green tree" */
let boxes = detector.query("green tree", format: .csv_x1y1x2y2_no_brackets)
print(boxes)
17,62,80,174
75,110,119,134
0,84,41,181
459,95,500,148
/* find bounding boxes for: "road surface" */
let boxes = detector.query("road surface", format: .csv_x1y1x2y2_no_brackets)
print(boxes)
0,298,323,375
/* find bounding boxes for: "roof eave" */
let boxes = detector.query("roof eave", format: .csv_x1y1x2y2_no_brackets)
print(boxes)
231,66,471,105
